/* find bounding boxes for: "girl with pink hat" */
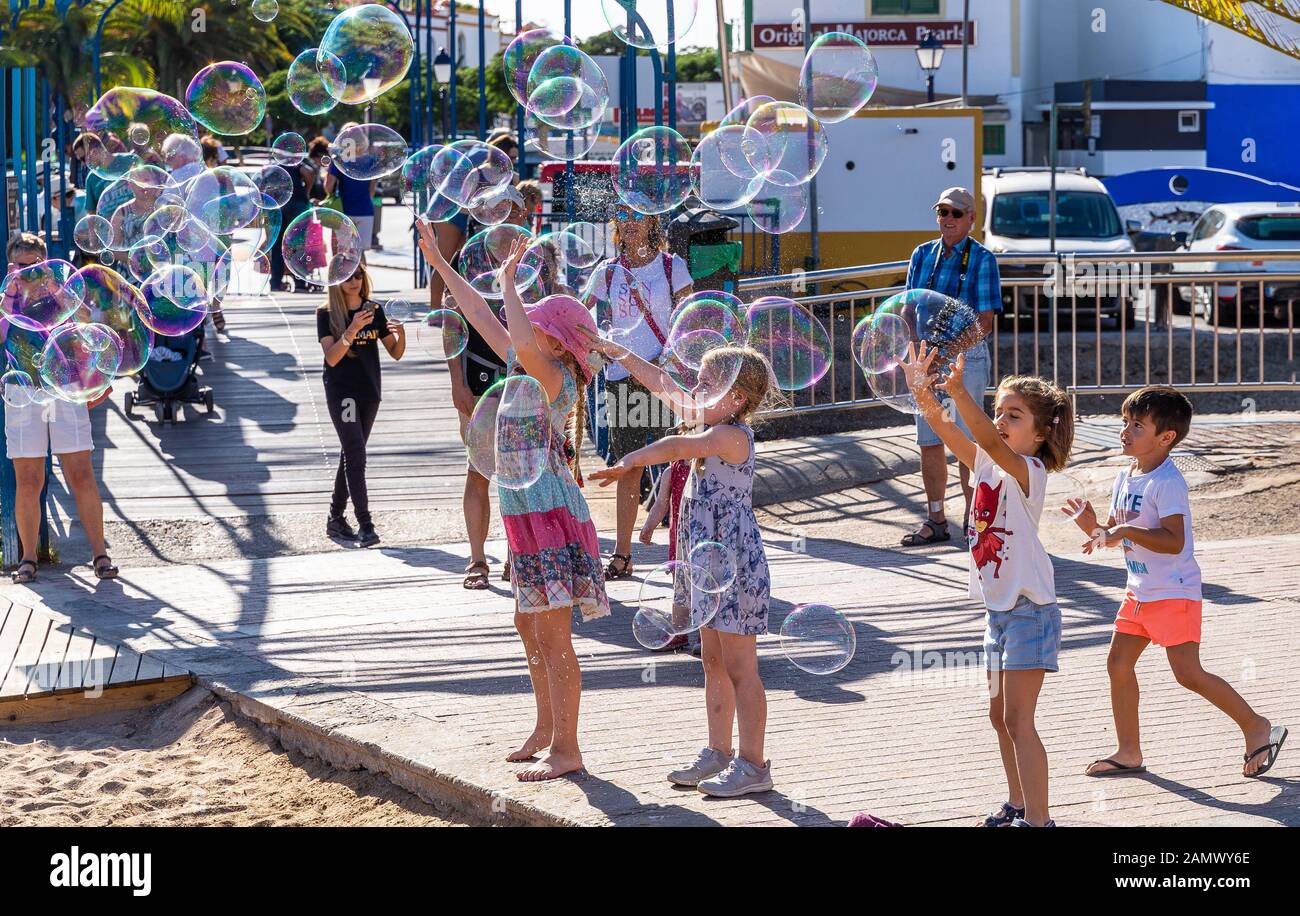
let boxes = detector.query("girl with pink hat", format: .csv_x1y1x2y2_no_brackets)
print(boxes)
416,219,609,783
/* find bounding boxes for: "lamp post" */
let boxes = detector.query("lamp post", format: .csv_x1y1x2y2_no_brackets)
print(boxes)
916,32,944,104
434,48,451,142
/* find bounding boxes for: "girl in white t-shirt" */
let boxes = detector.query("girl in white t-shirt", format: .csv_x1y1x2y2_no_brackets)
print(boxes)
903,342,1075,828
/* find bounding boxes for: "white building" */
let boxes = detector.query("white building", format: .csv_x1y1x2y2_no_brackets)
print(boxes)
394,0,503,69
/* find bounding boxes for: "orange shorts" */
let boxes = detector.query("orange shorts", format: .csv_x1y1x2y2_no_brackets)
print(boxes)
1113,592,1202,647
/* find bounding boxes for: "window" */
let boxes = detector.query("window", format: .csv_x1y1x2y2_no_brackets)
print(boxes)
1178,110,1200,133
1190,210,1224,242
872,0,941,15
991,191,1123,240
1236,215,1300,241
983,124,1006,156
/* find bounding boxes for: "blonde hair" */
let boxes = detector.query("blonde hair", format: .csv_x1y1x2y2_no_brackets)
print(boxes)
612,212,666,255
321,260,371,342
997,375,1075,472
557,353,588,484
691,346,774,472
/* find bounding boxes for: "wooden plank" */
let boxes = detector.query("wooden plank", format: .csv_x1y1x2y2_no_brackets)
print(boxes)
106,644,143,687
55,628,99,693
0,675,193,726
0,613,51,699
134,652,165,684
0,603,28,690
81,638,120,693
25,623,72,698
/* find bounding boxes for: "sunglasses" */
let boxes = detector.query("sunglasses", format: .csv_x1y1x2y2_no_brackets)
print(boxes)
614,208,647,222
936,207,966,219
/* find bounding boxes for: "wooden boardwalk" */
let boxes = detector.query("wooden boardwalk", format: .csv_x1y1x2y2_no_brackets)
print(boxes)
5,531,1297,826
0,599,190,725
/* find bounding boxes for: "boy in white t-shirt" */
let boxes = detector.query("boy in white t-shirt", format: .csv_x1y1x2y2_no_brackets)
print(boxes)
1069,386,1286,779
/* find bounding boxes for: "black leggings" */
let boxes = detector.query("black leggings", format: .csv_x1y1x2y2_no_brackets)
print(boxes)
325,389,381,526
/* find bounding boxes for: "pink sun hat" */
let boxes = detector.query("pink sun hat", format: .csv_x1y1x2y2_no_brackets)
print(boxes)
524,293,598,385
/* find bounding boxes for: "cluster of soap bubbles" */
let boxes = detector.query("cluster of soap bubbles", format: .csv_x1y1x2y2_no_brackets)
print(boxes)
851,289,989,415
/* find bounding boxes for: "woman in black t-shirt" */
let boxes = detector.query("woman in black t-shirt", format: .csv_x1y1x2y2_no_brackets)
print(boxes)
317,261,406,546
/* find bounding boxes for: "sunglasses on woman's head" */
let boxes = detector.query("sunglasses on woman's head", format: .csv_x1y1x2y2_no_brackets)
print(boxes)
614,208,647,222
936,206,965,219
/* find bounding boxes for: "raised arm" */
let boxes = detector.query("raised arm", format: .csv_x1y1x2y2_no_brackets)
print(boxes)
900,342,977,471
499,238,562,402
415,218,510,364
938,351,1029,494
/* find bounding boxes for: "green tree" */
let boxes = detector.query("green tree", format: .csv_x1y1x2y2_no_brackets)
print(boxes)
675,48,720,82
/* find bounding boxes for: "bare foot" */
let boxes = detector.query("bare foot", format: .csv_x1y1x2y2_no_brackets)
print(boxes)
505,729,552,762
1242,717,1274,777
516,750,584,782
1085,752,1144,776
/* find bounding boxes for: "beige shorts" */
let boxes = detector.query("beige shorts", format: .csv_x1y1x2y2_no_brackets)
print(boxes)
4,395,93,459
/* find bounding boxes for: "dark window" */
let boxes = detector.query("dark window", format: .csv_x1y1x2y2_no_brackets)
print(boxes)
983,124,1006,156
872,0,940,14
1235,215,1300,241
991,191,1123,240
1190,210,1224,241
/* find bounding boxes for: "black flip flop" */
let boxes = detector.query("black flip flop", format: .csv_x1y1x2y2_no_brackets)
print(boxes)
1244,725,1288,778
1087,758,1148,777
93,554,119,580
901,519,951,547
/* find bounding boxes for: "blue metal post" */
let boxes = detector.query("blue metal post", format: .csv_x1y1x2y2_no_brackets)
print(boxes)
449,1,457,138
564,0,574,222
514,0,525,180
93,0,125,101
426,0,435,145
477,0,486,139
25,68,38,232
666,2,677,131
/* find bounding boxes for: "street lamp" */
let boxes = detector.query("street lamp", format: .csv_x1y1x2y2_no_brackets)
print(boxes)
916,33,945,104
434,48,452,142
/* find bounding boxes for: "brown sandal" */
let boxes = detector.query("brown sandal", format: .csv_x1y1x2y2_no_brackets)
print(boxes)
93,554,119,580
463,561,490,590
900,519,951,547
501,551,512,582
11,560,36,584
605,553,633,579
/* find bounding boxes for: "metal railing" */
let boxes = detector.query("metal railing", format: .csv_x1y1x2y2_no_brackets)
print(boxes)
739,250,1300,418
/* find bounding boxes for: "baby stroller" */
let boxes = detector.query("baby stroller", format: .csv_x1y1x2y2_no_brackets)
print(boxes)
125,329,214,424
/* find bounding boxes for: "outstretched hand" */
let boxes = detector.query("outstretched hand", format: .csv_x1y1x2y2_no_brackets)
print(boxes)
577,324,628,360
899,341,940,394
415,219,444,267
1064,497,1097,534
501,237,528,282
587,460,638,488
936,352,966,394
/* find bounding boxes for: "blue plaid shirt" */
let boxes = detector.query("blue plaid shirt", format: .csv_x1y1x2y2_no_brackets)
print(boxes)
905,236,1002,357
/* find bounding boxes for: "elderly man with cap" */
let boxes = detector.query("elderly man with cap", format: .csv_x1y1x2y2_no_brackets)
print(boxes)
900,186,1002,547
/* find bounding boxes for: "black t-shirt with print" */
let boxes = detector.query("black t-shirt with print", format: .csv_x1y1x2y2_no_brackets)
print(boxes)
317,299,390,401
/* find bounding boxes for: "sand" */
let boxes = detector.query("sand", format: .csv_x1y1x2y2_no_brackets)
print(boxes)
0,687,481,827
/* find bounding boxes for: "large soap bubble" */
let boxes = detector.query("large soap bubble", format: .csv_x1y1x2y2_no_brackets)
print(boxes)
745,297,831,391
503,29,567,105
318,3,414,105
271,131,307,166
747,173,808,234
459,224,537,299
669,294,748,370
1,259,85,332
74,264,153,376
780,604,856,675
138,265,210,336
852,311,910,376
282,208,363,287
415,308,469,360
525,44,608,131
523,112,616,163
613,126,693,215
602,0,700,49
746,101,828,187
431,139,515,209
465,374,552,490
401,145,462,221
799,31,879,124
691,130,763,211
287,48,345,116
632,559,721,650
2,369,44,409
83,87,199,181
38,323,123,404
185,61,266,136
330,123,407,180
74,215,115,254
184,166,262,235
253,165,293,210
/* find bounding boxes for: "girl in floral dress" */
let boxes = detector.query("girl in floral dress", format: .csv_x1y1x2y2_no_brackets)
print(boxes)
416,220,608,782
587,343,776,798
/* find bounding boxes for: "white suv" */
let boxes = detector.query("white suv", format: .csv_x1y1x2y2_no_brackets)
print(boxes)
981,168,1137,326
1171,202,1300,324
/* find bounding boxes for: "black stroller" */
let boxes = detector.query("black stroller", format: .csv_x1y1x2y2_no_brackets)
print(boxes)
125,329,214,424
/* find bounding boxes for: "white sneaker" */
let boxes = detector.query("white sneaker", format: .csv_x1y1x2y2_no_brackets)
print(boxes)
667,747,730,787
697,756,773,797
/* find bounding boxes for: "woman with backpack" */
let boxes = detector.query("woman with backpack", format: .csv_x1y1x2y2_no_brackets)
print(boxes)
583,205,693,581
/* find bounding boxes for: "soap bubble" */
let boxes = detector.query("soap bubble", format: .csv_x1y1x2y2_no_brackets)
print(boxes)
602,0,700,49
747,173,808,233
38,322,123,404
287,47,345,116
1,259,85,332
271,131,307,166
431,139,515,209
1044,474,1091,529
503,29,567,105
330,123,407,180
467,184,519,227
852,311,910,376
745,297,831,391
83,87,199,181
712,123,771,181
282,208,363,288
519,230,596,297
185,61,266,136
415,308,469,360
691,130,764,211
780,604,856,675
138,265,210,336
254,165,293,210
458,224,536,299
613,126,693,215
633,559,721,650
688,541,736,593
73,264,154,376
383,298,414,324
251,0,278,21
669,295,748,370
525,44,608,131
661,341,746,413
74,214,115,254
184,166,262,235
1,369,42,408
799,31,879,124
746,101,828,187
318,3,414,105
523,113,616,163
400,145,461,221
465,374,551,490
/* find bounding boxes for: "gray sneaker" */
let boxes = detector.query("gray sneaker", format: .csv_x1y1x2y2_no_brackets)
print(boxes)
667,747,731,787
697,756,773,797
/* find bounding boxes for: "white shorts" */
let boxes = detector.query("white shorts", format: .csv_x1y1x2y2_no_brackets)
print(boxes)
4,396,93,458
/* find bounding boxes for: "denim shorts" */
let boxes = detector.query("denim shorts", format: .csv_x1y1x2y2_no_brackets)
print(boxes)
915,347,990,448
983,597,1061,673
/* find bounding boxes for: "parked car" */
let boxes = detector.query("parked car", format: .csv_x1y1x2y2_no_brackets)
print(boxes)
1170,202,1300,324
981,167,1138,327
